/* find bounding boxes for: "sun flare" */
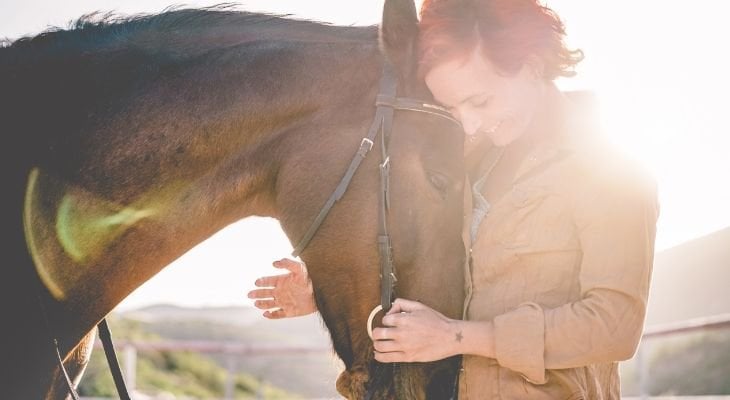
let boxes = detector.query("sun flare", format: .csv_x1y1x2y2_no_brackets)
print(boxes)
554,0,730,250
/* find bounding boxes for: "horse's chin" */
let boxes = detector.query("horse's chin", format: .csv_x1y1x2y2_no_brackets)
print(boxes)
336,360,458,400
336,363,398,400
336,366,370,400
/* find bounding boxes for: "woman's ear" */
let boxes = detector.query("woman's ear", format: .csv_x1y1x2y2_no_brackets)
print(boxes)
380,0,420,85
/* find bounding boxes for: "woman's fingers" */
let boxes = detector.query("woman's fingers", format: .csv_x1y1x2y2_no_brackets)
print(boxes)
263,309,289,319
372,338,400,353
253,275,285,288
247,288,275,300
249,258,317,319
273,258,306,274
372,327,407,360
374,350,408,363
373,328,393,342
254,299,277,309
380,311,410,328
371,326,398,341
386,298,425,314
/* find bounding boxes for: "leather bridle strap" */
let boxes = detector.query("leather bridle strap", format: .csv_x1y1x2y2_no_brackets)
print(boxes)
290,62,399,258
375,95,458,124
36,287,131,400
376,63,397,313
98,319,132,400
52,338,80,400
290,61,461,314
291,63,400,313
48,318,132,400
291,108,391,257
291,67,458,260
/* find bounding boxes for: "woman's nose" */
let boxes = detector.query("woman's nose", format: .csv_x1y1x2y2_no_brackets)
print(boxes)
460,112,482,137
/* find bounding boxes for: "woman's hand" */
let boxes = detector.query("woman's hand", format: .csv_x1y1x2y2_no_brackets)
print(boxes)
371,298,462,363
247,258,317,319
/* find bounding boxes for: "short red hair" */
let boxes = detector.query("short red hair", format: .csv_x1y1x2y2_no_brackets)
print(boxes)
418,0,583,80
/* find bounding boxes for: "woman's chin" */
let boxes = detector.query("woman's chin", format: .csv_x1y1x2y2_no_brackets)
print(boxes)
486,129,518,148
464,137,485,155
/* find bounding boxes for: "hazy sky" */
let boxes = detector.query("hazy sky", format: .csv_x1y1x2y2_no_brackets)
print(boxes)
3,1,729,311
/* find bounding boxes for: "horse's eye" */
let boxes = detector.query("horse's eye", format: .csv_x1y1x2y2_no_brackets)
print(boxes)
427,171,451,196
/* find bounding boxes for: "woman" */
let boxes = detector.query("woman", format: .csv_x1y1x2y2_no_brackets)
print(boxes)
248,0,658,398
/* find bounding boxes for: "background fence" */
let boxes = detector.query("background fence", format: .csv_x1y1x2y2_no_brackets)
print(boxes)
92,313,730,399
93,340,331,399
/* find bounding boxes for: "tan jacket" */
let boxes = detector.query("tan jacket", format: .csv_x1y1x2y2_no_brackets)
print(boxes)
458,109,659,399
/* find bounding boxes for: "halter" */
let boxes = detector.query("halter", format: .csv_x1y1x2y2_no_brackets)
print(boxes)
291,61,459,318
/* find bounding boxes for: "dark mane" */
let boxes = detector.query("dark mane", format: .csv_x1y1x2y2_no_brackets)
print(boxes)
0,6,379,169
1,4,376,62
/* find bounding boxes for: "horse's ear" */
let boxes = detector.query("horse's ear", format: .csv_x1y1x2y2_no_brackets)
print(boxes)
380,0,420,84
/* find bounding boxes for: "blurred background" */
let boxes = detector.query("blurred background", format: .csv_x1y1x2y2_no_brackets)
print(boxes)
2,0,729,398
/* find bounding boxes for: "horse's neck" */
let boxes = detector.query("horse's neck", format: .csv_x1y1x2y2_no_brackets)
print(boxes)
27,40,381,351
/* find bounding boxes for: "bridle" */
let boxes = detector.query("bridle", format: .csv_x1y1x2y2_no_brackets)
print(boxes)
291,60,459,320
291,60,461,400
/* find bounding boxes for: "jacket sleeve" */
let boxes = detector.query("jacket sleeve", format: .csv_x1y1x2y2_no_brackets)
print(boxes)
491,160,659,383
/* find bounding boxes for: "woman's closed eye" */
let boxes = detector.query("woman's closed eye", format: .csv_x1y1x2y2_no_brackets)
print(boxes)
470,95,492,108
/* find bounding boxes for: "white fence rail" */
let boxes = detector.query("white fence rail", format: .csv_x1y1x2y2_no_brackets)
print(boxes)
95,313,730,399
94,340,331,399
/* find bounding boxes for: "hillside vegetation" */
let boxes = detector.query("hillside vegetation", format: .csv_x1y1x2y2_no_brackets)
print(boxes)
78,316,302,399
78,311,341,399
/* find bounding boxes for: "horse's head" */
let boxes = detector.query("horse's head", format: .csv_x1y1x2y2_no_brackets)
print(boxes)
278,1,466,398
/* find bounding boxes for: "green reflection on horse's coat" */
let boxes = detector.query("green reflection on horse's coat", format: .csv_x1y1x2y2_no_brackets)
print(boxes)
56,194,155,263
23,167,176,300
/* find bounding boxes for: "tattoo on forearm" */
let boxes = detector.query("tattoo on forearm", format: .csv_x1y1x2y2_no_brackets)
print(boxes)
455,331,463,343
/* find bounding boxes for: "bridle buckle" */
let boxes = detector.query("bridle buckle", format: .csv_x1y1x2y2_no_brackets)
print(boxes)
358,137,374,157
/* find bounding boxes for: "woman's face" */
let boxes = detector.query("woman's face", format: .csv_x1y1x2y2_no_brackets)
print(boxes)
424,46,544,150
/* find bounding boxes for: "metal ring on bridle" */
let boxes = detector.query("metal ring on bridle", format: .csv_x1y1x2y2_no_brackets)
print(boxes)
367,304,384,340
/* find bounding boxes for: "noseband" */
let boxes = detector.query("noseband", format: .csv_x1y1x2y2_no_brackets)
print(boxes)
291,61,459,315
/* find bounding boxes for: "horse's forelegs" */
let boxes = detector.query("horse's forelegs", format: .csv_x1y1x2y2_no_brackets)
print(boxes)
45,327,97,400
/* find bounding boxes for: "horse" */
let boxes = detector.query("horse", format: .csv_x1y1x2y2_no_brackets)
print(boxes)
0,1,467,398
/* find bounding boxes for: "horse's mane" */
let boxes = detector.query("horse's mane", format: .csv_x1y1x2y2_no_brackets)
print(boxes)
0,4,376,62
0,5,379,174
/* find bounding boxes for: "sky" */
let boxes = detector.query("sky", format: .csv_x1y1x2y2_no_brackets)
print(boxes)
2,1,729,311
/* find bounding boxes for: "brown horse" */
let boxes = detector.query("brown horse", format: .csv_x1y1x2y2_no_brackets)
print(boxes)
0,1,466,399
